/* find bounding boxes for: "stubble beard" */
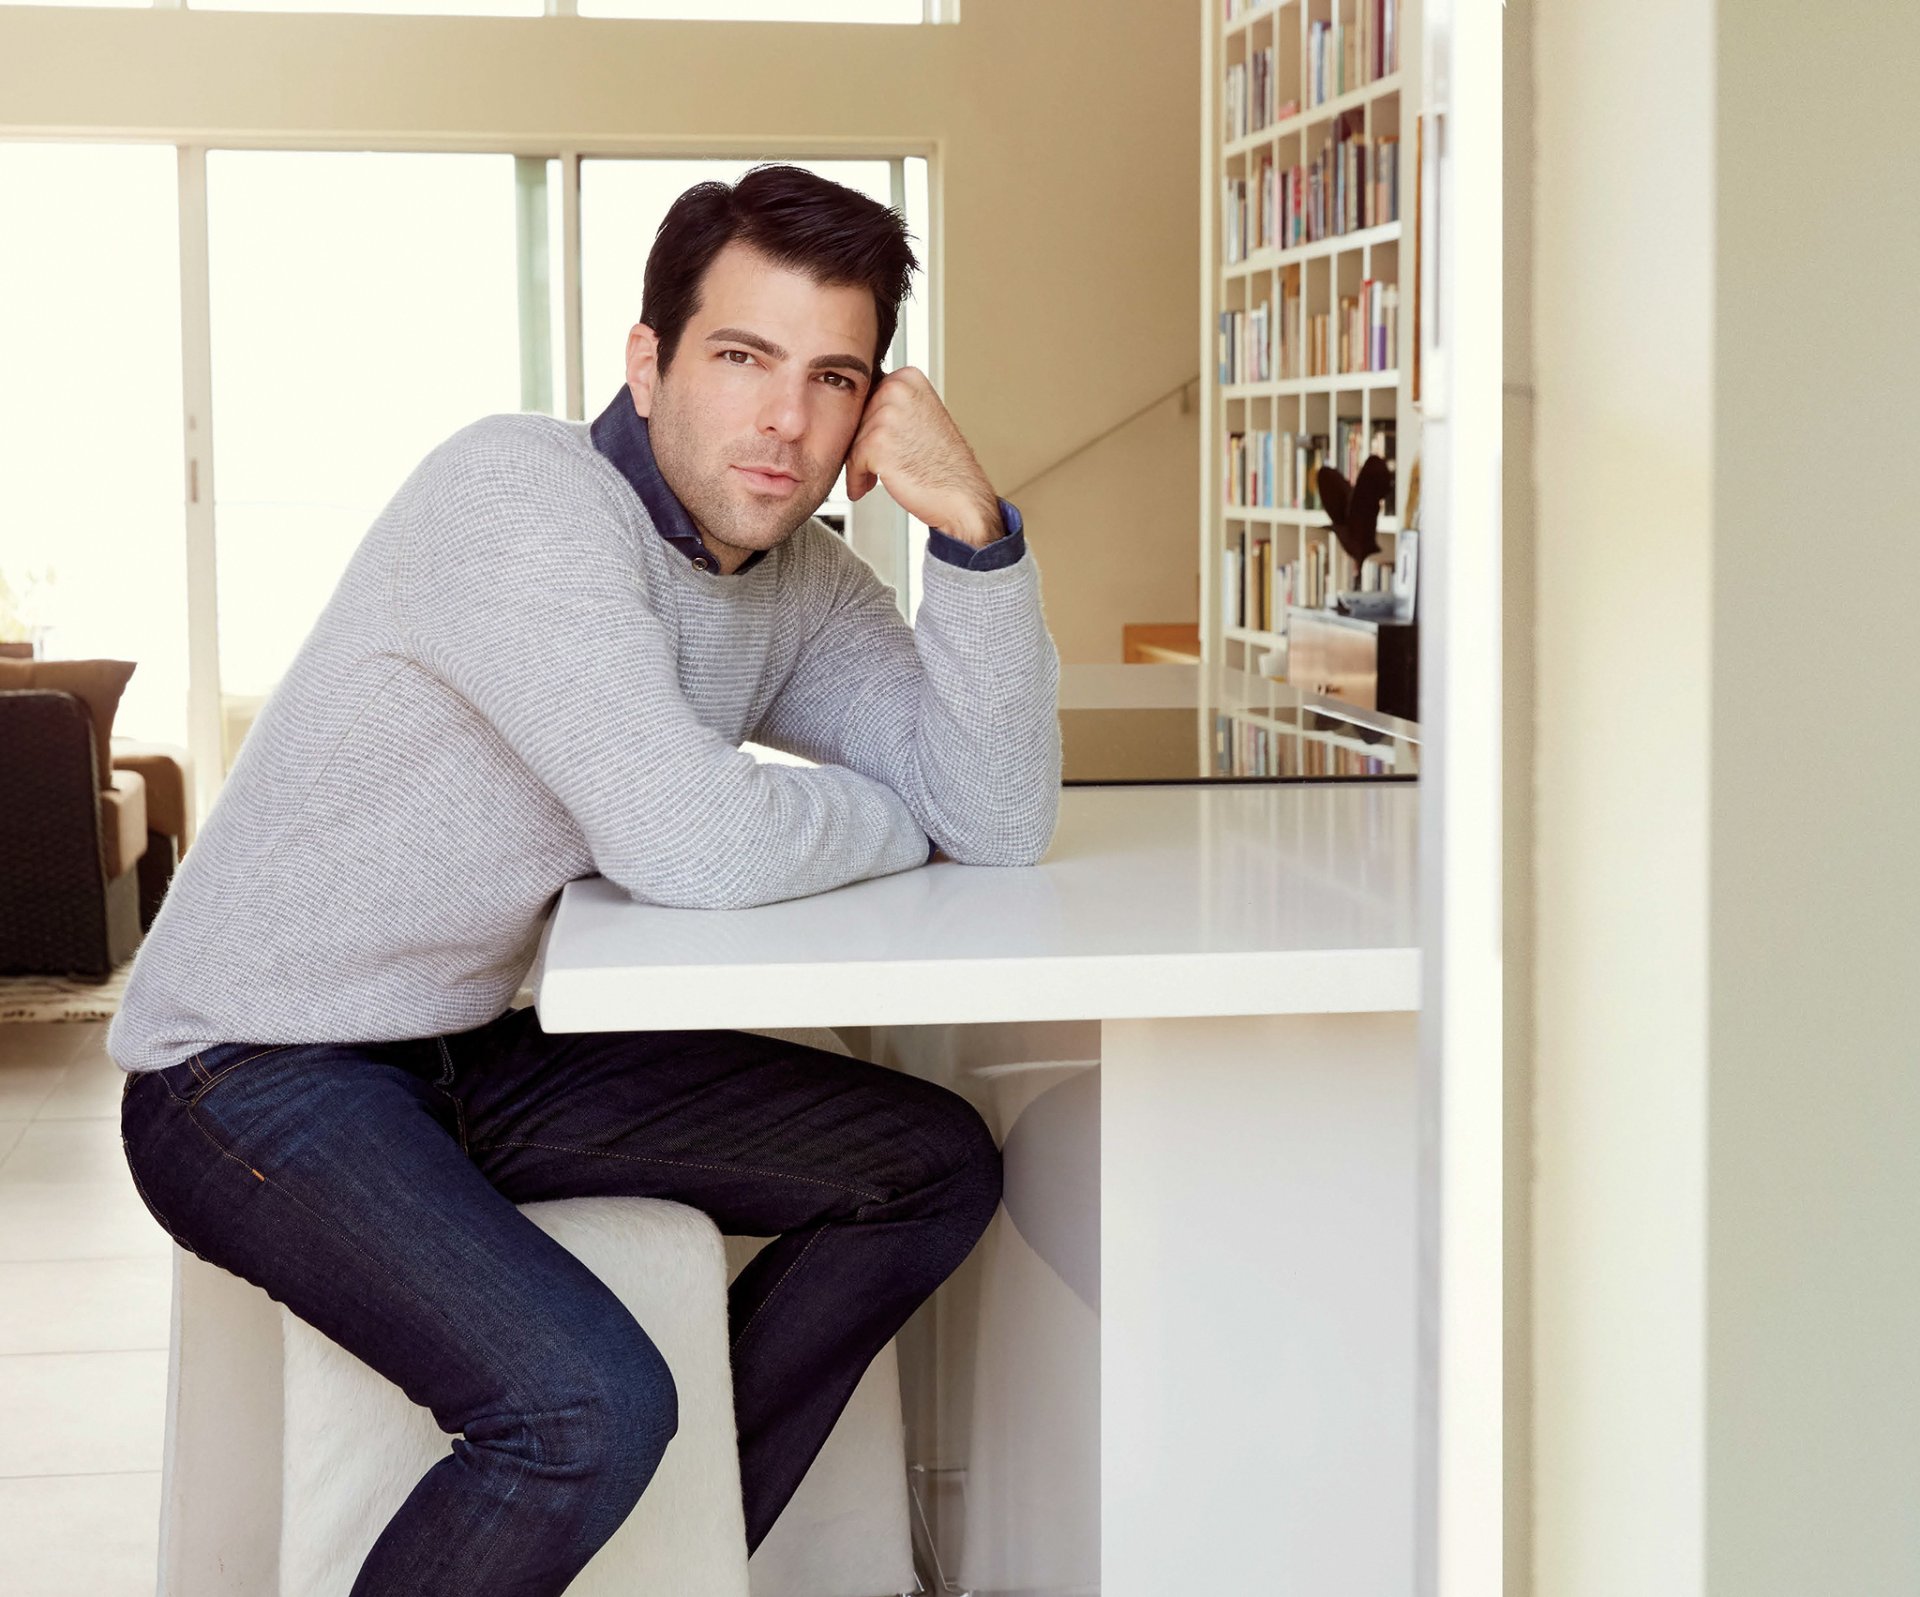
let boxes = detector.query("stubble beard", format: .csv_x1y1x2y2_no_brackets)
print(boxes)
648,384,828,561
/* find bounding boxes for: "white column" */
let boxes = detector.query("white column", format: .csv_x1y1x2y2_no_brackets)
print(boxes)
1101,1011,1419,1595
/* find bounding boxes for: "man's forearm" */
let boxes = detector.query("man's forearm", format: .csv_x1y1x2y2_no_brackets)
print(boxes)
748,514,1062,869
903,548,1062,867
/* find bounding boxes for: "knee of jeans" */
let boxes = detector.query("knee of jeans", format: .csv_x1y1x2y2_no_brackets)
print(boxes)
475,1321,679,1490
923,1093,1004,1239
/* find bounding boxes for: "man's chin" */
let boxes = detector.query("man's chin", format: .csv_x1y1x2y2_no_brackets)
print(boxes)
712,514,815,557
741,501,828,547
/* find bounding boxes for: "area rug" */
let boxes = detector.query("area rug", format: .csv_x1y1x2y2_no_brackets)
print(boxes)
0,958,136,1023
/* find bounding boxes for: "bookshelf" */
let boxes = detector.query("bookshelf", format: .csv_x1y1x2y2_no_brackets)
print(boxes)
1201,0,1422,679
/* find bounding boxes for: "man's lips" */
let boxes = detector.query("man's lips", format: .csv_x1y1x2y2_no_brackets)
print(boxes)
734,465,800,493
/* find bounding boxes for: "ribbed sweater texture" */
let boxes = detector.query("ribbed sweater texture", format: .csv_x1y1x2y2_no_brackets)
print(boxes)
107,413,1061,1073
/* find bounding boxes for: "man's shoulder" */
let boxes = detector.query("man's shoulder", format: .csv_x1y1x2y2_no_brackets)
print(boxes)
393,412,633,546
419,411,599,491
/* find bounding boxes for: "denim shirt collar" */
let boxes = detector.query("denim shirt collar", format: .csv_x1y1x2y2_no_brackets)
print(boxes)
589,386,768,576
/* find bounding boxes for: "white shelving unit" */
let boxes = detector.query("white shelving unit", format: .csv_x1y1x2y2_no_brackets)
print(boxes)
1200,0,1422,675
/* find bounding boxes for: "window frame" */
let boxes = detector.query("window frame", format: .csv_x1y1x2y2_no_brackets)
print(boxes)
7,0,955,17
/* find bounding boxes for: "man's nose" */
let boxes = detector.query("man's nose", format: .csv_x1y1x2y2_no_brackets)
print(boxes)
758,375,809,440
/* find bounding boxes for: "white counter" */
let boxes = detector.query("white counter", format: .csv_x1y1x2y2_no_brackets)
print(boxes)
532,709,1423,1596
532,782,1418,1031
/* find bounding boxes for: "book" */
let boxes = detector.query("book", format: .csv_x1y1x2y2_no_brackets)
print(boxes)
1370,418,1398,509
1223,44,1279,142
1225,428,1337,511
1307,2,1395,104
1218,301,1276,385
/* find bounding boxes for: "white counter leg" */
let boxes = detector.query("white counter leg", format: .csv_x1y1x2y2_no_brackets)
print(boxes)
1101,1011,1418,1597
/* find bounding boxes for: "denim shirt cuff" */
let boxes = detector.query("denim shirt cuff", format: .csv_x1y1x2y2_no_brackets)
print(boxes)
925,498,1027,572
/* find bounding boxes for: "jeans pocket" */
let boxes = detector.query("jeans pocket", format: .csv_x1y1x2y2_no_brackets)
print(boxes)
180,1043,295,1109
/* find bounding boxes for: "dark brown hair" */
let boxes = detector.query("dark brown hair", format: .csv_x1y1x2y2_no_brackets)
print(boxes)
640,162,920,382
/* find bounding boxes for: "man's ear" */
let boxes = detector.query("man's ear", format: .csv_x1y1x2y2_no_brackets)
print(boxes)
624,323,660,418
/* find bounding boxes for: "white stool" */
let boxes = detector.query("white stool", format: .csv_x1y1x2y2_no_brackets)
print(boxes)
155,1027,920,1597
281,1195,746,1596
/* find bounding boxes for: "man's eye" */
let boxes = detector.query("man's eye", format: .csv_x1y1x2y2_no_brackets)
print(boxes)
719,350,853,392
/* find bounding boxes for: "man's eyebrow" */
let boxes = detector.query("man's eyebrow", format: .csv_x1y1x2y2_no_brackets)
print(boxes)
703,327,873,383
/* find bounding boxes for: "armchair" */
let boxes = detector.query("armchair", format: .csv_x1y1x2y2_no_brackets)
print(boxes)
0,687,160,975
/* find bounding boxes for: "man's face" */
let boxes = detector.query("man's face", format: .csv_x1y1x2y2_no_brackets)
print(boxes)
626,239,879,569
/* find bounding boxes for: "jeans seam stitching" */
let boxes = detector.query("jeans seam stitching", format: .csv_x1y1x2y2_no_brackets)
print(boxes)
731,1226,826,1353
465,1138,889,1204
182,1101,274,1186
134,1074,562,1516
435,1039,470,1153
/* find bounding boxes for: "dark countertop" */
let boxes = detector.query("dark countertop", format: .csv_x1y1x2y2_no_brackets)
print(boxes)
1061,694,1419,786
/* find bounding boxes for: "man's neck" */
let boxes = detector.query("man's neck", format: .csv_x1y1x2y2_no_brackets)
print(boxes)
696,525,759,576
587,387,772,577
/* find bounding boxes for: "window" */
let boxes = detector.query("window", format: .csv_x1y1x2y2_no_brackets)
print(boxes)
8,0,932,16
205,150,541,764
0,143,189,745
575,0,925,19
188,0,540,15
0,140,929,791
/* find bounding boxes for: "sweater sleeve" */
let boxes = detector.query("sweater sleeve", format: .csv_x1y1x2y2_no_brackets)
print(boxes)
750,528,1062,867
391,428,933,910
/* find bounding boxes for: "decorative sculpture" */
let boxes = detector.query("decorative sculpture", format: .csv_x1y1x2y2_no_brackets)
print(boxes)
1315,454,1394,572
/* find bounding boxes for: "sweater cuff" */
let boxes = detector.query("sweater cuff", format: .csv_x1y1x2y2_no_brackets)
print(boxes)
926,498,1027,572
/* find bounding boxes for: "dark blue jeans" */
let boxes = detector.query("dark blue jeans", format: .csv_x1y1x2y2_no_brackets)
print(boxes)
119,1005,1001,1596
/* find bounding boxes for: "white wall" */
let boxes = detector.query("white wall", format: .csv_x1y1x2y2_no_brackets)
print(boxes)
1705,3,1920,1591
1501,0,1536,1589
1533,2,1920,1593
1532,0,1715,1588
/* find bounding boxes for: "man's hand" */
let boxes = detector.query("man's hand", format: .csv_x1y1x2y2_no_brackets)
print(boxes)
845,367,1003,548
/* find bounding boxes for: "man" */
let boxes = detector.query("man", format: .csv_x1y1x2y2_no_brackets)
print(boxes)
113,163,1060,1595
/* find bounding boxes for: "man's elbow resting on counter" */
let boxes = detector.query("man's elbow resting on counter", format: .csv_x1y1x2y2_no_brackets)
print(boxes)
926,809,1061,869
932,838,1054,868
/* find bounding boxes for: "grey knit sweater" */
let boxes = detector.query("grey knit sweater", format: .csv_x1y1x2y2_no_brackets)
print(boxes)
106,413,1061,1074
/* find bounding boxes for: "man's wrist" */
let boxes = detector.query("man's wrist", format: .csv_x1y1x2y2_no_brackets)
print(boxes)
925,497,1027,573
935,490,1006,550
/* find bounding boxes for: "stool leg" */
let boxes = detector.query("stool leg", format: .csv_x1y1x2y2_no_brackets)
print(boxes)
905,1463,967,1597
159,1248,284,1596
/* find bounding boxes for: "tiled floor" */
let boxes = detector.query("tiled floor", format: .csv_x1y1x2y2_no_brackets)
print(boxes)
0,1021,171,1597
